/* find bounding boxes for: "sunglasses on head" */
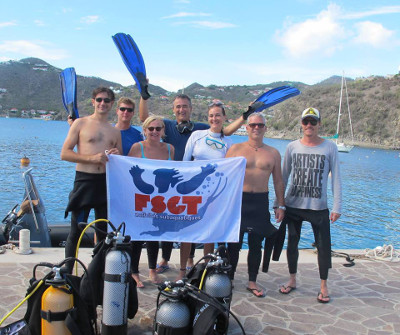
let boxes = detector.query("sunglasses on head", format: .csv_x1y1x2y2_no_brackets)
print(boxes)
176,121,194,134
119,107,134,113
95,97,112,103
147,126,163,132
208,101,224,108
302,118,318,126
248,123,265,129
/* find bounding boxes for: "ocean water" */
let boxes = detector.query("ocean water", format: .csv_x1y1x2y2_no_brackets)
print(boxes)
0,117,399,249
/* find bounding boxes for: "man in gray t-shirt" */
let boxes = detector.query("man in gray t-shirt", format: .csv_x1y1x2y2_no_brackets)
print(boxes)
277,107,342,303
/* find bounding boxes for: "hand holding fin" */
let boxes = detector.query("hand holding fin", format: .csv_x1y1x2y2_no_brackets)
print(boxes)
112,32,151,100
243,101,264,120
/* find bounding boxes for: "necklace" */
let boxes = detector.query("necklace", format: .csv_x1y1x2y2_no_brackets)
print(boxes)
247,142,264,151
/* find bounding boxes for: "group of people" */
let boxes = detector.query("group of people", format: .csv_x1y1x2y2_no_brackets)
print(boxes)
61,85,342,303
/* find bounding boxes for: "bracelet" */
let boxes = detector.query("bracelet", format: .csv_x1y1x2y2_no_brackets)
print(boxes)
278,206,286,211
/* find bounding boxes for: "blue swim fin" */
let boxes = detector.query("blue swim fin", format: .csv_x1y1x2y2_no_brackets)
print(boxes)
253,86,301,112
112,32,151,100
59,67,79,119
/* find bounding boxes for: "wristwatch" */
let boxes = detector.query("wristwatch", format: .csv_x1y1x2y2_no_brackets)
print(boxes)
278,206,286,211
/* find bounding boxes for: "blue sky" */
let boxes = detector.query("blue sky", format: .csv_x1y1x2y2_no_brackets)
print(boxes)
1,0,399,91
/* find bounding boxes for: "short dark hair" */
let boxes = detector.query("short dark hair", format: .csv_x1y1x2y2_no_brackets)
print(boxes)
173,94,192,107
92,87,115,101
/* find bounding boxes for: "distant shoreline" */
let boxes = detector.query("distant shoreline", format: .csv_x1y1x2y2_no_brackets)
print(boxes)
266,133,399,151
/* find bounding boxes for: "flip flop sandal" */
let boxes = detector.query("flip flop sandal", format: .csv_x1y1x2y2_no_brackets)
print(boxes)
246,287,266,298
317,291,330,303
279,285,297,294
156,264,170,274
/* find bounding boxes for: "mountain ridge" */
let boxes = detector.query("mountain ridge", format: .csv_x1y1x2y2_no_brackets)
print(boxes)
0,58,399,149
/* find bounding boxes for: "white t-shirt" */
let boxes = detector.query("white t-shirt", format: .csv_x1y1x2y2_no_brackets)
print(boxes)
182,129,232,161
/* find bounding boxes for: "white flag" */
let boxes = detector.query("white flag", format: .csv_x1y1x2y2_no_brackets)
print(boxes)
106,155,245,243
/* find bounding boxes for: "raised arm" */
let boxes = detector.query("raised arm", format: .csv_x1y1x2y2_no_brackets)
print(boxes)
223,115,246,136
139,97,149,122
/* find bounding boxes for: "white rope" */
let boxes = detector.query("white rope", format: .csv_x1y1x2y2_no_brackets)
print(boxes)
364,245,400,262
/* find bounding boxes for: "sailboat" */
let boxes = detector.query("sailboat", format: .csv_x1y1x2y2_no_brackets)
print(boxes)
336,72,354,153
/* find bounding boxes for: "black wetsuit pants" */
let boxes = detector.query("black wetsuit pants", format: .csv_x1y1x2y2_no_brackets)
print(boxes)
285,207,331,280
228,231,264,282
65,206,107,272
131,241,159,273
161,241,173,262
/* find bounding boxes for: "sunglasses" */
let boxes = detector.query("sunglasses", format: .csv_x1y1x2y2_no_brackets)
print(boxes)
206,137,226,149
95,97,112,103
208,101,224,108
302,118,318,126
176,121,194,134
248,123,266,129
147,126,163,132
119,107,134,113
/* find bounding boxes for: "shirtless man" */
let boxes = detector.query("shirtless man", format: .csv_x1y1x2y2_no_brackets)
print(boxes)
226,112,285,297
61,87,122,271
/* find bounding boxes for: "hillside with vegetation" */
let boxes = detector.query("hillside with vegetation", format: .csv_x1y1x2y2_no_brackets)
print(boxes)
0,58,399,149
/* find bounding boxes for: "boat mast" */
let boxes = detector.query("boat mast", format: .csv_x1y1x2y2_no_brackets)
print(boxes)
343,74,354,144
336,73,344,144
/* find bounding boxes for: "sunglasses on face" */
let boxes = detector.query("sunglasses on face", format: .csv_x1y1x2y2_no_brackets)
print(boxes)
248,123,266,129
302,118,318,126
95,97,112,103
147,126,163,132
119,107,134,113
176,121,194,134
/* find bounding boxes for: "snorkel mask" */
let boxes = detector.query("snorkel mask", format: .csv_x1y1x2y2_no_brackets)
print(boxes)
176,121,194,134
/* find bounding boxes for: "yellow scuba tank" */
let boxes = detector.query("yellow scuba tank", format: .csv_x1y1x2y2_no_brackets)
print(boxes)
41,267,73,335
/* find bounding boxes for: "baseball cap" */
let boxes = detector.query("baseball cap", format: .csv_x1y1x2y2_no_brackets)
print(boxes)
301,107,320,120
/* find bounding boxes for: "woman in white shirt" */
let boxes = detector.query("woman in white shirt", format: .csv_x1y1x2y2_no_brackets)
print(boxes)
178,102,235,280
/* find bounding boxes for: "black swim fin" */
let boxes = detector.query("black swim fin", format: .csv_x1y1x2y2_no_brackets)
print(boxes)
112,32,151,100
59,67,79,119
253,85,300,112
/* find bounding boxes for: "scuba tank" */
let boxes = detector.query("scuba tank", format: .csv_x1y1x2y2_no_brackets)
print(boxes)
153,281,191,335
203,259,232,311
41,267,73,335
101,231,131,335
185,246,232,335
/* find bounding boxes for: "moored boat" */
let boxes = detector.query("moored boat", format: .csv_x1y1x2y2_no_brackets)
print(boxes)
1,167,94,248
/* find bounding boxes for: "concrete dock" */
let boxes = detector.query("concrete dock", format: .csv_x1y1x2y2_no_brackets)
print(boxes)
0,247,399,334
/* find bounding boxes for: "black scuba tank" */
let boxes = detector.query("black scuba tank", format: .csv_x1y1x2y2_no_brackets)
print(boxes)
153,281,191,335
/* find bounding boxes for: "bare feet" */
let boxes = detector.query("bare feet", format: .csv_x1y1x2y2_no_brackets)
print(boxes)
132,273,144,288
149,269,162,285
280,274,297,294
318,281,330,303
186,257,194,269
175,268,186,282
246,281,265,297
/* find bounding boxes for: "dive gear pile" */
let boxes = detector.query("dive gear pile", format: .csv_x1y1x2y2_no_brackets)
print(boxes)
0,220,138,335
154,246,246,335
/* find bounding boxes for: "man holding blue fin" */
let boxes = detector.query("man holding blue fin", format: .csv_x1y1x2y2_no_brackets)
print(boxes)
61,87,122,273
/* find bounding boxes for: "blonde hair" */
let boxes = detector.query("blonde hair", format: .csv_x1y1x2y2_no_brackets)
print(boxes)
117,97,135,109
142,115,166,139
